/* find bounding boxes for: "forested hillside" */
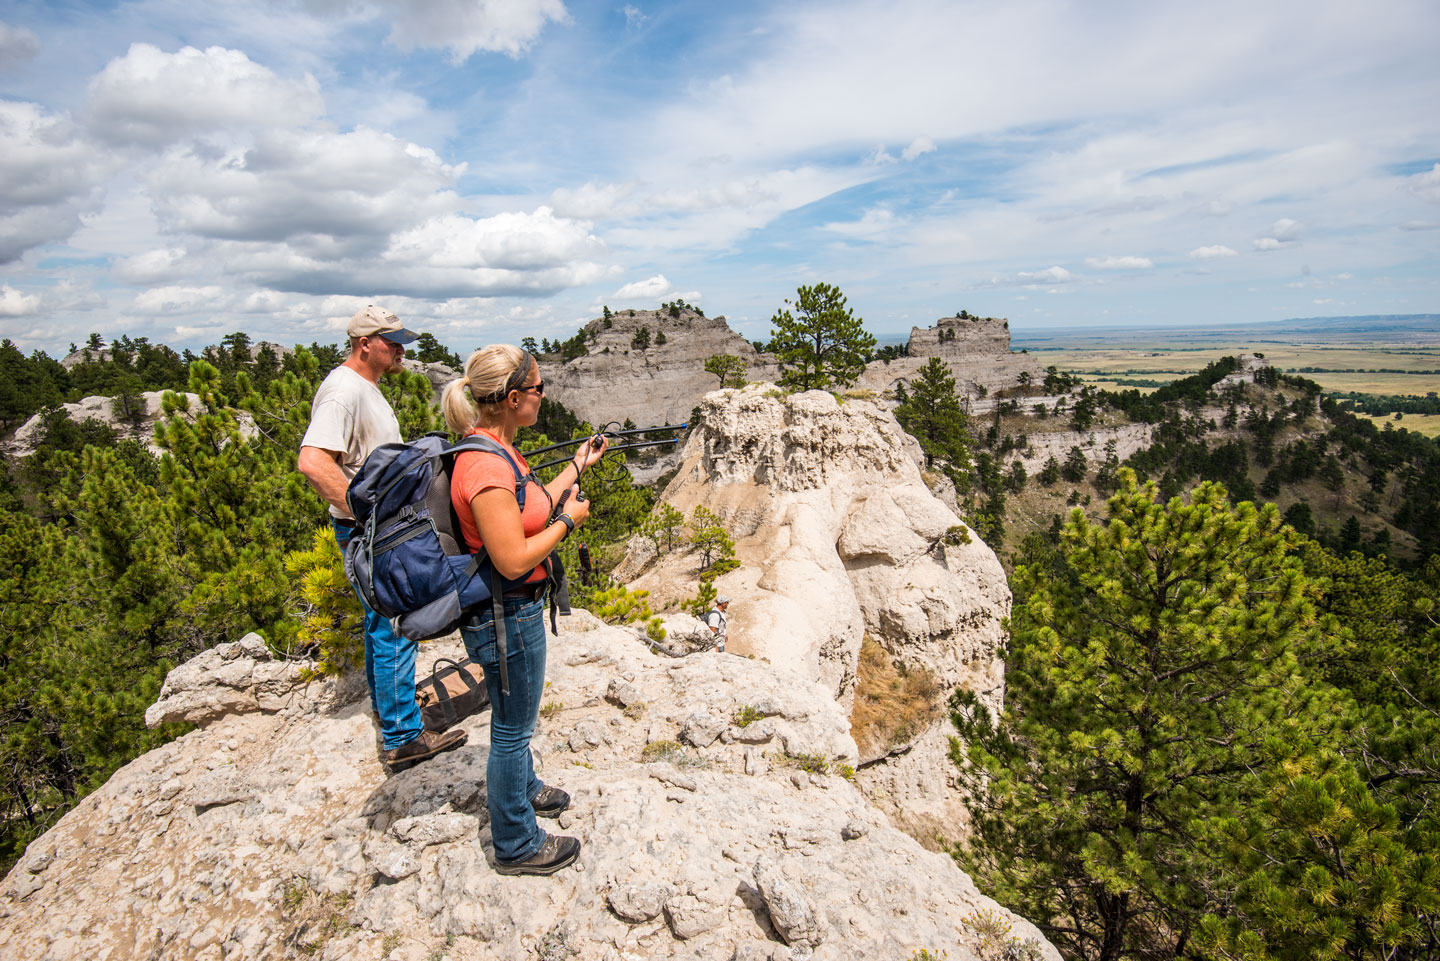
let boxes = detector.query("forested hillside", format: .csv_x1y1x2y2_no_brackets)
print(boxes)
951,357,1440,566
896,357,1440,961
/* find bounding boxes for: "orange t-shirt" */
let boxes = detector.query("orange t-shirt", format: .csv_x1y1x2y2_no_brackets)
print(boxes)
451,429,553,584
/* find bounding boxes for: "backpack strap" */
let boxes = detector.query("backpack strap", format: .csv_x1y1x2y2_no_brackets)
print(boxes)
447,434,541,697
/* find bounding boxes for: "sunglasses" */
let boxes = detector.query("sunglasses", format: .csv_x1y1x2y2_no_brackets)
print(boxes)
516,380,545,396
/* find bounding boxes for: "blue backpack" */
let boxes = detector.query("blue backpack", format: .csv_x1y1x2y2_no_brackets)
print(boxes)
342,432,550,694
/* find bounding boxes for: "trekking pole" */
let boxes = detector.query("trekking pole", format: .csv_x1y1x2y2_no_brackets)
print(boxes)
523,422,687,459
529,437,682,474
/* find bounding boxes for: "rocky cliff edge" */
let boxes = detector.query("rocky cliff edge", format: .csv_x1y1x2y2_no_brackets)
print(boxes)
0,615,1056,961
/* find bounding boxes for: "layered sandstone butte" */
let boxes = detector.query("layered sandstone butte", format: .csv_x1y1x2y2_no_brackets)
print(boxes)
544,307,775,428
858,314,1046,399
544,309,1042,430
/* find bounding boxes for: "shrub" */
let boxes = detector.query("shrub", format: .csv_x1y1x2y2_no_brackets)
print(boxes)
641,739,684,762
285,526,363,678
734,704,764,727
588,583,666,642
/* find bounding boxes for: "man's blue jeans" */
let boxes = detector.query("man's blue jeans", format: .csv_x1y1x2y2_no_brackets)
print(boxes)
460,596,548,863
332,519,423,751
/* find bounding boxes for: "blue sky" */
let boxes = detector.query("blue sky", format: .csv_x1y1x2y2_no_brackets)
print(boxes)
1,0,1438,356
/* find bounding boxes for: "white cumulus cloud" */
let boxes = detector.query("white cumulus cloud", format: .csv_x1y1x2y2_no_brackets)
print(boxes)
1253,217,1303,250
1085,255,1153,269
147,126,460,245
85,44,323,147
980,266,1075,288
613,274,673,300
210,206,609,299
131,285,230,314
824,207,902,239
1189,244,1238,259
1269,218,1304,241
377,0,568,62
0,100,112,263
0,284,42,316
901,136,936,161
115,247,195,284
386,207,601,272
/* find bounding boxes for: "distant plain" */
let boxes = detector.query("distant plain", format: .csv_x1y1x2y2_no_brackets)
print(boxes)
1012,313,1440,399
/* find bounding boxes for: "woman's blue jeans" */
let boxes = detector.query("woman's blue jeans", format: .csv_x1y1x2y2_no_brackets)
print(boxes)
461,596,548,863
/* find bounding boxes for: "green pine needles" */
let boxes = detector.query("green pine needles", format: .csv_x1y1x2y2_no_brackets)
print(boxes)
951,470,1440,961
768,282,876,392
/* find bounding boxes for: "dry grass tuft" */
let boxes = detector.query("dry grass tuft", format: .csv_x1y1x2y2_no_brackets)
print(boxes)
850,636,943,758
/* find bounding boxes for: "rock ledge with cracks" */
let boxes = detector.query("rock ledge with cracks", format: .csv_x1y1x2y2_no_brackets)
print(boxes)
0,614,1056,961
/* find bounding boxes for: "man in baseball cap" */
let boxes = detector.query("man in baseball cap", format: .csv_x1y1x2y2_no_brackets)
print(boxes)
299,304,467,770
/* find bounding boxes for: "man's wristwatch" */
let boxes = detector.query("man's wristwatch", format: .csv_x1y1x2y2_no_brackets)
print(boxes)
556,513,576,537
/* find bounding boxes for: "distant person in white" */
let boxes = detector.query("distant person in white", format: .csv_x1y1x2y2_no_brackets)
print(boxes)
704,596,730,653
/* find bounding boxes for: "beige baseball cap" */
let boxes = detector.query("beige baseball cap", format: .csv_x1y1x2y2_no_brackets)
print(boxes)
347,305,419,344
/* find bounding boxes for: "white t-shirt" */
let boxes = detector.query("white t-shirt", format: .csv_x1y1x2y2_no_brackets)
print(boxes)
300,365,402,519
704,608,727,642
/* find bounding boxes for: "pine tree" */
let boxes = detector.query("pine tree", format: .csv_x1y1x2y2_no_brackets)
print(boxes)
412,332,462,369
952,472,1330,961
1198,544,1440,961
704,354,747,389
688,505,738,576
1039,456,1061,486
768,282,875,391
1282,500,1316,536
1061,445,1087,483
639,502,687,554
894,357,972,488
1005,460,1027,493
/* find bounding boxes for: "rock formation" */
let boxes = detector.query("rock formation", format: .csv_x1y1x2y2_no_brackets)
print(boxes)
1011,423,1159,476
2,390,203,459
858,315,1046,400
543,309,1042,431
0,614,1057,961
544,307,775,429
616,385,1011,842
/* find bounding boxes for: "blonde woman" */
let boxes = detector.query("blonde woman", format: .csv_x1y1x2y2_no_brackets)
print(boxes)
441,345,607,876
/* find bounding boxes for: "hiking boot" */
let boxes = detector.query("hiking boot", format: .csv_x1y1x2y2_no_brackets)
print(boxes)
383,728,467,771
494,835,581,876
531,785,570,819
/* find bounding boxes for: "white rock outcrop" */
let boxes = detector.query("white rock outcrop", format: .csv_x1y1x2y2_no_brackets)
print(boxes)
545,308,776,428
617,385,1011,839
858,315,1046,400
1010,423,1159,475
4,390,202,458
0,617,1057,961
544,310,1042,431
